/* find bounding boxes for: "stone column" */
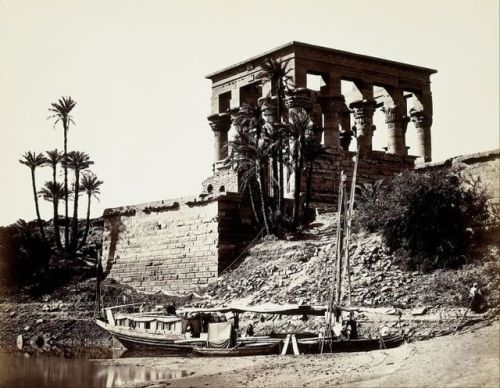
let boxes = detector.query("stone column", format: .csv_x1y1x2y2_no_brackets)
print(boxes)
410,108,432,162
349,99,377,156
208,112,231,162
382,105,409,156
318,95,344,150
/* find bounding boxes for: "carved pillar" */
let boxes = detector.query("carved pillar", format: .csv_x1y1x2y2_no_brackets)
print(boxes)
382,105,409,156
410,108,432,162
208,112,231,162
349,99,377,156
318,95,345,150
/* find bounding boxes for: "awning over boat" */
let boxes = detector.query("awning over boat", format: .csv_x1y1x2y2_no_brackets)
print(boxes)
178,303,352,316
114,314,182,323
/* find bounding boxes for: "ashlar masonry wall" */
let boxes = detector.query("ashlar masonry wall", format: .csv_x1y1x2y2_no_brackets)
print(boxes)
309,150,417,207
102,194,255,293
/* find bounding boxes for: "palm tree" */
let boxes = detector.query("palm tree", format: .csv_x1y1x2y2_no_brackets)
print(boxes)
45,149,63,251
257,58,293,211
77,173,103,250
63,151,93,252
229,128,274,235
48,96,77,253
231,102,276,234
286,110,313,226
39,181,66,251
19,151,48,243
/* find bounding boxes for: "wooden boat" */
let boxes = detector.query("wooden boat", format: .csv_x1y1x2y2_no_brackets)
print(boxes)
297,334,405,354
193,342,279,357
96,305,207,354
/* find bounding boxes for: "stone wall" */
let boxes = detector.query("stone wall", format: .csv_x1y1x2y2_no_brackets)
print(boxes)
416,149,500,210
309,150,417,207
102,194,255,293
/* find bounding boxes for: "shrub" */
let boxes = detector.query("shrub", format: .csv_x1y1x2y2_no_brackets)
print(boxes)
355,169,491,272
0,220,52,287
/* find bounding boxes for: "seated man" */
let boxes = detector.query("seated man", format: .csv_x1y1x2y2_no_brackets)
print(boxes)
470,282,488,313
343,312,358,340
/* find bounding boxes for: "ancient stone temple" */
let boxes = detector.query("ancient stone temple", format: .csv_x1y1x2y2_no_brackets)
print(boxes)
102,42,439,293
202,42,437,204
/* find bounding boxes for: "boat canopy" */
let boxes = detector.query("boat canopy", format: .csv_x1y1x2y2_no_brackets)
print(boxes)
178,303,353,316
114,313,182,323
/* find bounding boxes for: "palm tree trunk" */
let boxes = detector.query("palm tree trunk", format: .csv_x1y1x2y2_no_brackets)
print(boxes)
78,194,92,250
63,123,69,253
71,168,80,252
305,160,314,219
51,163,63,252
292,137,303,226
256,162,270,234
276,82,284,213
31,169,47,243
272,158,279,211
247,183,260,225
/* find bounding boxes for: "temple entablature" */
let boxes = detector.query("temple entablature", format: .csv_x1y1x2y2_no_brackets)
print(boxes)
206,41,436,164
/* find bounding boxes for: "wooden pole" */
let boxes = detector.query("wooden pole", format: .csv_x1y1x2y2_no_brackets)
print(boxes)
335,173,346,305
321,170,346,354
453,296,474,334
344,148,359,306
94,251,102,318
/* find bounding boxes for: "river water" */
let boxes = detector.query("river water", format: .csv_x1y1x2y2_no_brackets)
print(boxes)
0,352,191,388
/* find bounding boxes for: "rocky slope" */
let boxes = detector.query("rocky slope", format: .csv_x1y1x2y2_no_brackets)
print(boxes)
191,212,499,340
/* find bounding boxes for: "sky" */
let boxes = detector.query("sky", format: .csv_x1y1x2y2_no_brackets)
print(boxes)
0,0,498,226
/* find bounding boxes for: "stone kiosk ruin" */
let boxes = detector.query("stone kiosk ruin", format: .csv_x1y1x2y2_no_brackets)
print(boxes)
102,42,438,294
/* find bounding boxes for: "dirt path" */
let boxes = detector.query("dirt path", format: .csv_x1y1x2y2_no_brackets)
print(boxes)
96,320,499,388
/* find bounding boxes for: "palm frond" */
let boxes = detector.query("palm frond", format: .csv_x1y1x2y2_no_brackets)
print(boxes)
19,151,48,169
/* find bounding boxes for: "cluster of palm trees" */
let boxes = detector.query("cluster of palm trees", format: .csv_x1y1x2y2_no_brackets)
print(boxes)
19,97,103,258
228,58,328,235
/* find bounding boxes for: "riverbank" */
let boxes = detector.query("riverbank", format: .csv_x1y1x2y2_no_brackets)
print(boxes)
95,320,499,388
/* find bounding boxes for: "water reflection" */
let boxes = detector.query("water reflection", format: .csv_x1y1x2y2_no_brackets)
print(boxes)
0,353,191,388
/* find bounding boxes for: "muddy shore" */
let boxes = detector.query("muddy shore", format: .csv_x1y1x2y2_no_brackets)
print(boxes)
95,320,499,388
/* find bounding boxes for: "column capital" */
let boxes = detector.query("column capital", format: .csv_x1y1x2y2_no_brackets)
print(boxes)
349,99,377,122
317,95,346,115
382,105,407,124
409,108,432,128
285,88,316,111
208,113,231,133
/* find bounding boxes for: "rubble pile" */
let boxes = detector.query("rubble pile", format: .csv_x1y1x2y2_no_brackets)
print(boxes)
194,212,498,340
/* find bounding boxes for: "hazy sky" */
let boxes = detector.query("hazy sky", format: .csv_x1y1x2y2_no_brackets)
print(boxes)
0,0,498,226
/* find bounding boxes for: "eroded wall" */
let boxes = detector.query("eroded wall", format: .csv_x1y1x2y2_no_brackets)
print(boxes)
417,149,500,210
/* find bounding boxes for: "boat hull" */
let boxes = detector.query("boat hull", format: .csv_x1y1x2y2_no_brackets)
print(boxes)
96,319,205,354
298,335,405,354
193,342,279,357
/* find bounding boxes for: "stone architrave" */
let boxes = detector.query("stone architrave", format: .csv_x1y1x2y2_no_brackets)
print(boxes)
208,112,232,162
382,105,409,156
409,108,432,162
349,99,377,156
318,95,346,150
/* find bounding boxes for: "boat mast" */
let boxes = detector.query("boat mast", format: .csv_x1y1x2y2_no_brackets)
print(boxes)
321,170,346,353
343,148,359,306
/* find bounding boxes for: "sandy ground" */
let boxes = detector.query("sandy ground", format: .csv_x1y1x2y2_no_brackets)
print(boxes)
95,320,500,388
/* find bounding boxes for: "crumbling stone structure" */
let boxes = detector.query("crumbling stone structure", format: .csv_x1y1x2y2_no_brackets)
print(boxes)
104,42,443,293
